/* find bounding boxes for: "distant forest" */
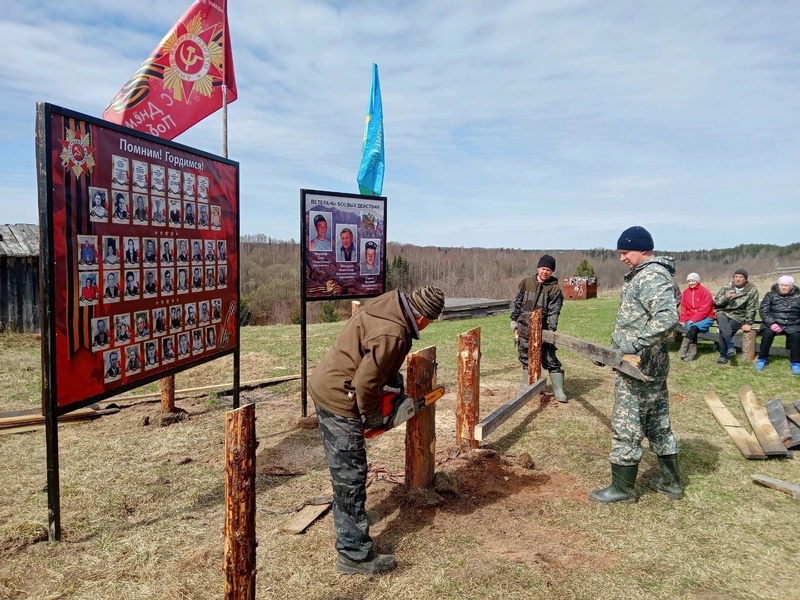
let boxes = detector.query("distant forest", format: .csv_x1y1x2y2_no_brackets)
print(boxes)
240,235,800,325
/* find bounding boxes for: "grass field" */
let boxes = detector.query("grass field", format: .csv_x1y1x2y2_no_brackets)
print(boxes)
1,298,799,599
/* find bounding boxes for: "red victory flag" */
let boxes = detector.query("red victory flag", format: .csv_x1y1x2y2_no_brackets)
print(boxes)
102,0,237,140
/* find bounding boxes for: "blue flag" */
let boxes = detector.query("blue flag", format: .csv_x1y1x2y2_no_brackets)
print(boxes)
357,63,385,196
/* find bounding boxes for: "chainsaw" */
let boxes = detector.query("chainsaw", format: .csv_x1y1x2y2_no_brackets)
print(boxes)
363,386,445,439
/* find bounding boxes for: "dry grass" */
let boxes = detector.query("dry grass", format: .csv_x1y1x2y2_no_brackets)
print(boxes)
1,301,800,599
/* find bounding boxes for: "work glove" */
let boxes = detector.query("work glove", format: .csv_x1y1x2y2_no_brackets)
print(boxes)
771,323,783,333
384,372,404,398
618,340,640,355
684,320,694,329
510,321,519,334
362,409,385,430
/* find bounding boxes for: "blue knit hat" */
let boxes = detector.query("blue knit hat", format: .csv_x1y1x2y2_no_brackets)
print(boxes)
617,226,654,251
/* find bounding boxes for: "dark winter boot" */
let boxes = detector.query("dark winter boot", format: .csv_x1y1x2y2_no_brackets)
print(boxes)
678,337,690,359
550,372,567,403
683,342,697,362
336,552,397,575
588,464,638,504
650,454,683,499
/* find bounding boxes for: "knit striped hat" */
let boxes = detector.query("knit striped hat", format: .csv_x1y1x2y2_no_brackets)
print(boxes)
409,286,445,321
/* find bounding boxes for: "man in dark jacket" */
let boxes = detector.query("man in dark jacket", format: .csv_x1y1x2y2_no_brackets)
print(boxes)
309,286,445,575
713,268,759,364
510,254,566,402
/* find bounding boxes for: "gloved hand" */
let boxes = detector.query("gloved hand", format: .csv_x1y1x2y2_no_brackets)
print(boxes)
771,323,783,333
618,340,640,355
362,409,385,430
510,321,519,334
384,371,404,398
685,320,694,329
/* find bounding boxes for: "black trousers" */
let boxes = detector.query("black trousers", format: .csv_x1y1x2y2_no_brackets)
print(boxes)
716,313,743,356
758,328,800,363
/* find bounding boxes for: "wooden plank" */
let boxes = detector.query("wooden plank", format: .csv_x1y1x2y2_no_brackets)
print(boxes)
703,391,766,459
279,503,330,534
785,403,800,429
738,386,790,456
542,330,647,381
0,406,119,428
765,397,792,445
0,419,90,436
783,404,800,449
106,374,301,403
474,378,547,441
752,474,800,500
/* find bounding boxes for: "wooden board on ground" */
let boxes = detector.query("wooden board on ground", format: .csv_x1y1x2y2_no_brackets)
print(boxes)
738,386,790,456
752,474,800,500
0,405,119,429
765,397,792,446
279,503,330,534
541,330,646,381
703,391,766,459
783,403,800,449
474,378,547,441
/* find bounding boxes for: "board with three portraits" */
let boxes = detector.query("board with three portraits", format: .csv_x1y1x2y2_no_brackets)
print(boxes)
37,104,239,415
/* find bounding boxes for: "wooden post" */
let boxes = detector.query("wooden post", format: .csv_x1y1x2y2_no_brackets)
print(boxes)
527,308,542,385
742,329,756,361
351,300,361,316
405,346,437,490
160,375,175,413
224,404,257,600
456,328,480,450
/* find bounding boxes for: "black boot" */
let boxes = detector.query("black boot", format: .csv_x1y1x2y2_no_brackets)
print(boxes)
650,454,683,499
678,337,690,359
336,552,397,575
589,463,638,504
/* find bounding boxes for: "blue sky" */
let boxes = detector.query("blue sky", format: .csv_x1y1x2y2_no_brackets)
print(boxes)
1,0,798,251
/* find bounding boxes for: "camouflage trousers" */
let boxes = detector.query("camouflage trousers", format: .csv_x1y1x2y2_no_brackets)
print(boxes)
315,404,372,561
610,374,678,465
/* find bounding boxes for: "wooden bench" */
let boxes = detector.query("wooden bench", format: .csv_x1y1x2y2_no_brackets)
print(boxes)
674,323,790,360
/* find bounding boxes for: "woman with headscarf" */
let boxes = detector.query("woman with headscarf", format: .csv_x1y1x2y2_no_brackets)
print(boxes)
755,275,800,374
678,272,715,362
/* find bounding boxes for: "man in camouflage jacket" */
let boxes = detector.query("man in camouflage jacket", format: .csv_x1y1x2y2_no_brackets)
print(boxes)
309,286,444,575
589,226,682,504
510,253,567,401
713,268,759,364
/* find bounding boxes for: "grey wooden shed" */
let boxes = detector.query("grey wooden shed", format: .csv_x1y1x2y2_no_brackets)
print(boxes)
0,224,40,332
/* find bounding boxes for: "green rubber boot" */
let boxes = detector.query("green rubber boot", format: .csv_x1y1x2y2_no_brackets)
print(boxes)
550,371,567,403
650,454,683,500
589,463,638,504
678,337,690,359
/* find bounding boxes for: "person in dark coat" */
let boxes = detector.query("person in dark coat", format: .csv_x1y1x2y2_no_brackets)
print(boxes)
308,286,444,575
755,275,800,374
510,254,566,401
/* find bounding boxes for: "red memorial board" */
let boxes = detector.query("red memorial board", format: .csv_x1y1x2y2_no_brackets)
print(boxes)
37,104,239,415
302,189,387,301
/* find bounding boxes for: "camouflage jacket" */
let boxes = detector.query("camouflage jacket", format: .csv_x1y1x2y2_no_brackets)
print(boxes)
713,281,759,325
612,256,679,381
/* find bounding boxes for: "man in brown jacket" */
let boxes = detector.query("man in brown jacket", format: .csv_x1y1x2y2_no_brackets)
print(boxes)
309,286,445,575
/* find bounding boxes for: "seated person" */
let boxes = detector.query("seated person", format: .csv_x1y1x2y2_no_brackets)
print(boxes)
713,268,759,365
755,275,800,375
678,272,715,362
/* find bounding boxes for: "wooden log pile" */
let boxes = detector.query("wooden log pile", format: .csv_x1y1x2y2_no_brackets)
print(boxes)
705,385,800,459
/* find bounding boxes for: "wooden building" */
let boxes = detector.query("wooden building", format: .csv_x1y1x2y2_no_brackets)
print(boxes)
0,224,40,333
